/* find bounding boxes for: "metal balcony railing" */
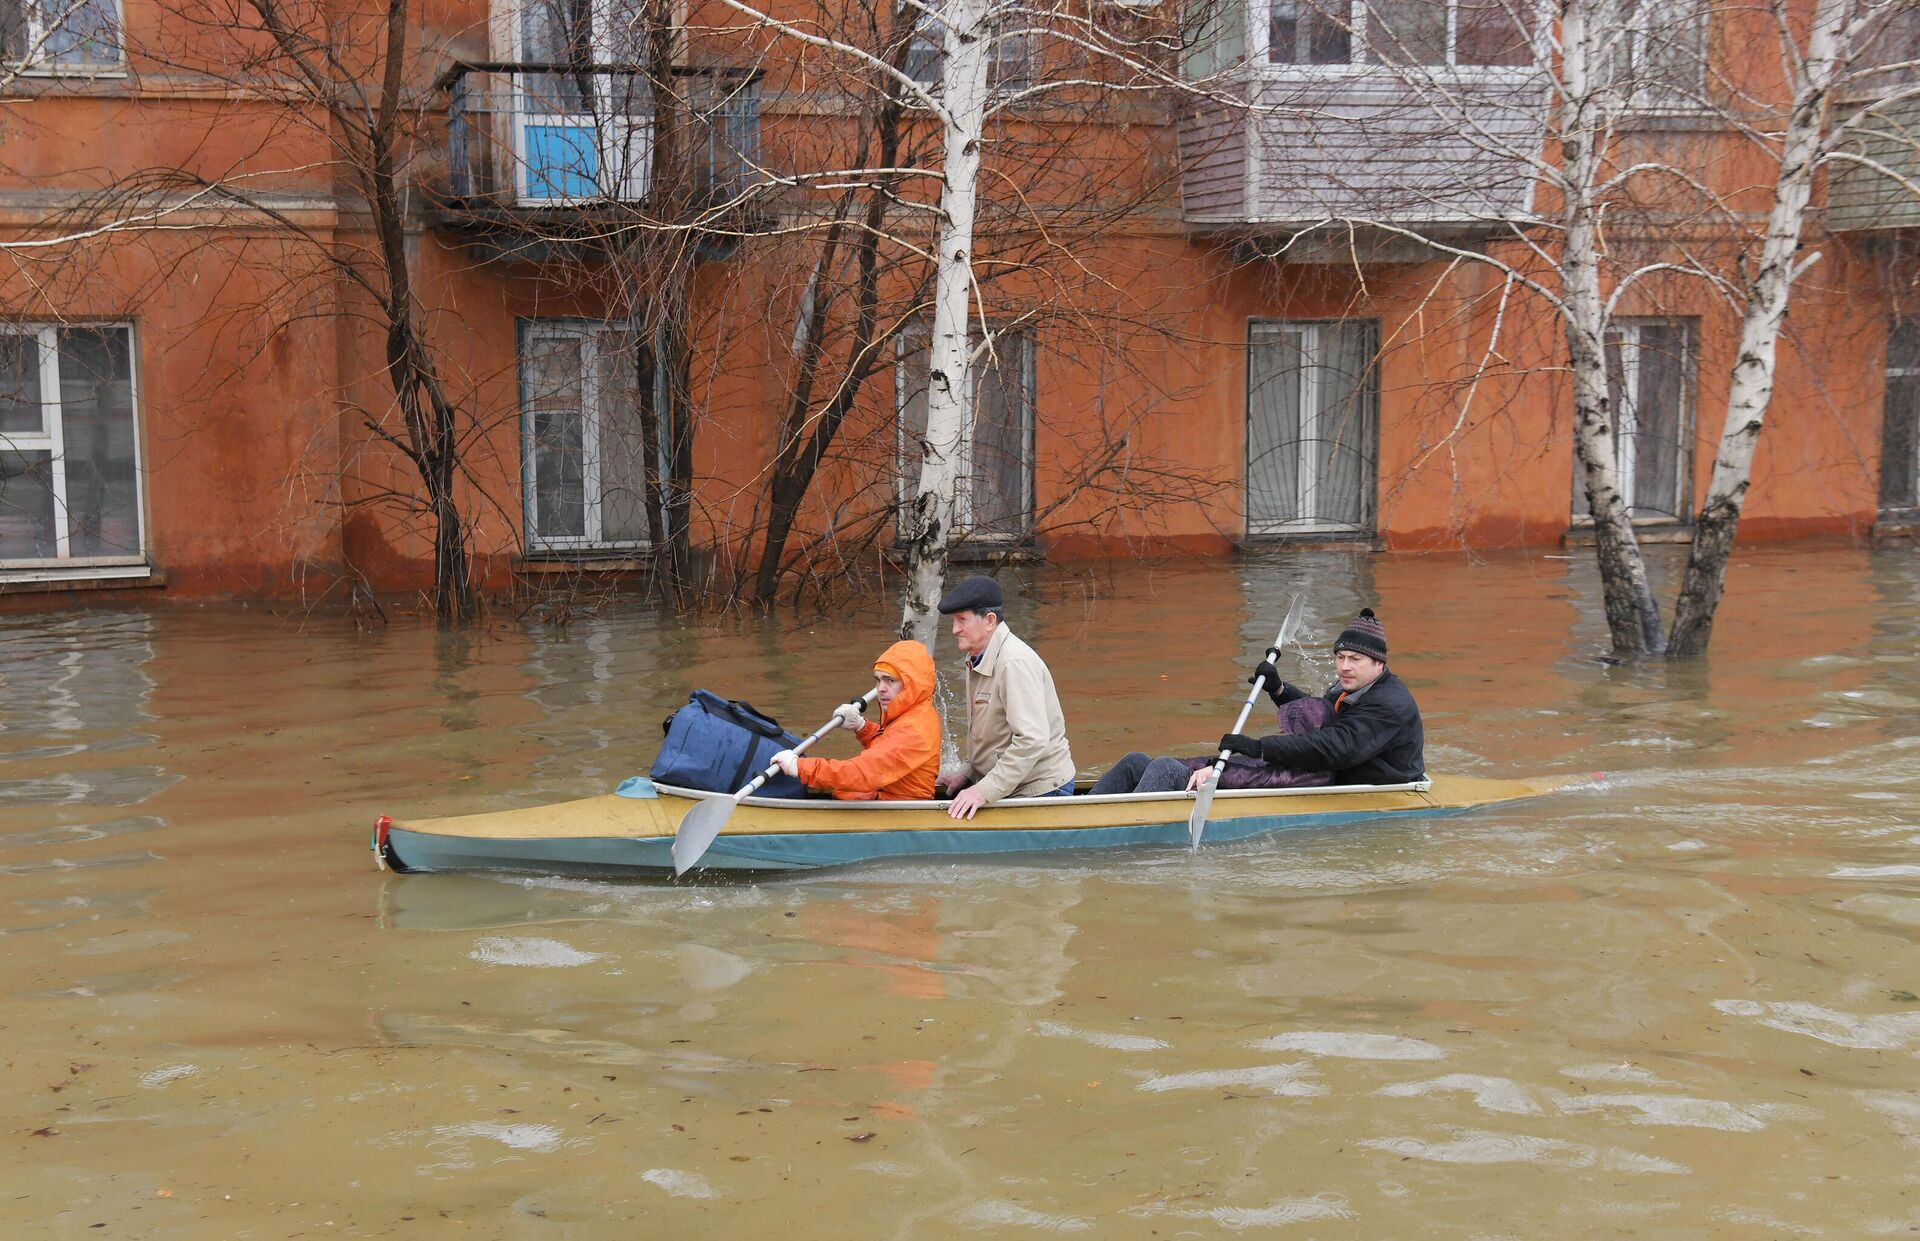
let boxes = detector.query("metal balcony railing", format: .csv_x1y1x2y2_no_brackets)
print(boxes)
440,61,761,210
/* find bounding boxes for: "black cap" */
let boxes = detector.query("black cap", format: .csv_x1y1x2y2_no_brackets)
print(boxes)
1333,607,1388,663
937,575,1005,615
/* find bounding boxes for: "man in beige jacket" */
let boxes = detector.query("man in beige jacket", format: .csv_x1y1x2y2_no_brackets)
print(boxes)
935,576,1077,820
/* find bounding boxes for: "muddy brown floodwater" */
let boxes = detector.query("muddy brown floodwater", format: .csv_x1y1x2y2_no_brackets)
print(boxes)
4,543,1919,1238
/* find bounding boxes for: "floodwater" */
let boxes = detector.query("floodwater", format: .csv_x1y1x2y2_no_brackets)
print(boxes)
3,543,1918,1239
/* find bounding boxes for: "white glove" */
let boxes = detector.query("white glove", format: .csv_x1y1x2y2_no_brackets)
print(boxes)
832,702,866,732
770,749,799,778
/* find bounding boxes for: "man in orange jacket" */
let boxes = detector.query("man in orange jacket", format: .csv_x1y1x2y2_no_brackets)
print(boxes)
769,639,942,801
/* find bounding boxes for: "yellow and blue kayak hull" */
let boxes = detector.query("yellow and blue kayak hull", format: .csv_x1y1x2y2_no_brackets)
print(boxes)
373,773,1589,876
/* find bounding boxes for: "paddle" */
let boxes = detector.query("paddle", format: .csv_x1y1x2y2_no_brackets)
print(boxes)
1188,594,1307,851
672,687,881,876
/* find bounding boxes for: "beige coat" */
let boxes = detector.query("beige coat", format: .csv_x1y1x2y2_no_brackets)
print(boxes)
961,623,1076,801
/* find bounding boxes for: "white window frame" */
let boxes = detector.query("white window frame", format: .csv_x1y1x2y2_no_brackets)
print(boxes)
1245,318,1378,536
1612,0,1707,106
519,319,663,555
508,0,653,204
0,322,147,572
902,0,1034,89
3,0,128,76
1251,0,1543,76
894,325,1037,542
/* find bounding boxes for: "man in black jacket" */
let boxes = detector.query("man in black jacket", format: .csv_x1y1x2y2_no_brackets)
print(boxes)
1207,607,1426,786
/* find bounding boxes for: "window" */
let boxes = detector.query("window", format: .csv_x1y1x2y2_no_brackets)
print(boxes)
510,0,652,202
1854,4,1920,87
1882,319,1920,512
895,327,1035,541
1245,319,1378,535
519,321,665,553
1,0,123,71
0,325,144,569
1185,0,1247,77
903,0,1032,88
1604,0,1705,100
1263,0,1533,67
1573,318,1694,523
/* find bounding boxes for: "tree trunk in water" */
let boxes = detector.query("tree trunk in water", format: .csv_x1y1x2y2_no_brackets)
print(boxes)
634,335,671,564
1560,0,1662,655
1666,0,1845,657
898,0,988,647
661,285,696,599
428,448,471,624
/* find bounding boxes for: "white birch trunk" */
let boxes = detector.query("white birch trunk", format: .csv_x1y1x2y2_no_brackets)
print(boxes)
1561,0,1666,655
1666,0,1851,656
899,0,992,648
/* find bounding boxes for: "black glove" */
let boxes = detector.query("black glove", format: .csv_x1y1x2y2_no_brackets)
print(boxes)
1219,732,1261,759
1248,657,1287,705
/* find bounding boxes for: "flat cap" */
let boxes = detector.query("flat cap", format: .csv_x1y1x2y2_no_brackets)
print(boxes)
936,575,1005,615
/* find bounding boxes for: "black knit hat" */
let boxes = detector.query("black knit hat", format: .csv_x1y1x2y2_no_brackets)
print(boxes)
1334,607,1388,663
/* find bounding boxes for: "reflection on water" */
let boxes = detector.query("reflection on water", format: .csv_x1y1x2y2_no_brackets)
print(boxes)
3,544,1920,1237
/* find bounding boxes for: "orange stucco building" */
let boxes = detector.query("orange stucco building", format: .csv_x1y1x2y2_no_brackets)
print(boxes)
2,0,1915,602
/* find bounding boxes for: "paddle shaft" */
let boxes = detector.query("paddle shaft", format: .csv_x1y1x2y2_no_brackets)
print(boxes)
1188,594,1306,850
734,686,880,800
671,687,879,875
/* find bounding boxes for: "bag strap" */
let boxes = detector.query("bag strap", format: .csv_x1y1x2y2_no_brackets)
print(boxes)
720,697,786,740
728,746,762,793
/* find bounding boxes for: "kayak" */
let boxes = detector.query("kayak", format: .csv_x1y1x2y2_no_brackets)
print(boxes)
371,771,1589,877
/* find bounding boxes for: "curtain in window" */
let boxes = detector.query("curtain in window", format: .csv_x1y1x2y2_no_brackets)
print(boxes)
1630,321,1688,519
523,334,587,540
1269,0,1350,64
56,329,140,557
1246,326,1304,528
1576,321,1692,521
1882,320,1920,509
594,330,654,544
969,336,1032,538
1314,320,1378,527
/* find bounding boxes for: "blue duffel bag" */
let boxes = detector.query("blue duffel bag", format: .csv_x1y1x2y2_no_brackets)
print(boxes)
651,690,809,798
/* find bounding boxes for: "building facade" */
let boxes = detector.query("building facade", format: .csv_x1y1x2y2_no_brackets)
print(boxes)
1,0,1915,602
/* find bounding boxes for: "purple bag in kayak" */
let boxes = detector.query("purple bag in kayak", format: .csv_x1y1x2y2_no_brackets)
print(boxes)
1180,697,1333,789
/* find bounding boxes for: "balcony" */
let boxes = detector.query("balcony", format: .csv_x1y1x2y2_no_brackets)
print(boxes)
1175,0,1548,249
432,61,765,249
1828,98,1920,234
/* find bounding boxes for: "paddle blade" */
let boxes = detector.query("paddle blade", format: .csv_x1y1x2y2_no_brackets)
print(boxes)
1187,771,1220,851
672,796,736,876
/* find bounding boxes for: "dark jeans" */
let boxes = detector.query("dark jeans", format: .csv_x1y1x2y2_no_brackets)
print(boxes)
1089,752,1194,795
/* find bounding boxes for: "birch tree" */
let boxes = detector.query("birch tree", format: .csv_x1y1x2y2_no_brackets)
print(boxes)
1273,0,1916,656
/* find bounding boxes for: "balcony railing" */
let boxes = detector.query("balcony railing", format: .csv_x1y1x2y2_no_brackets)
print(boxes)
439,61,761,212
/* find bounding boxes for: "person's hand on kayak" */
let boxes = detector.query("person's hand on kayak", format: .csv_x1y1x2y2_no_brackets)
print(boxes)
1186,766,1216,792
948,784,990,820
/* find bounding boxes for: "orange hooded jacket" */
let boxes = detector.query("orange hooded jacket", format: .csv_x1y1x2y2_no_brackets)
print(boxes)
796,639,941,801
